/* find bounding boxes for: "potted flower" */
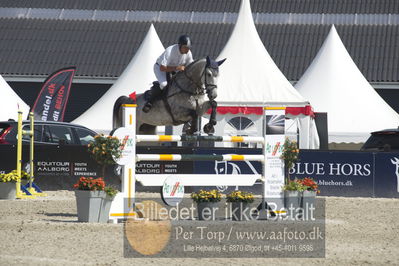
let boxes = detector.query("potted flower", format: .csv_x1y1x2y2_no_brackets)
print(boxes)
5,170,30,184
226,190,254,221
282,178,304,217
99,186,119,223
191,189,222,220
73,176,118,223
298,177,319,216
87,134,122,179
0,171,20,200
280,138,300,183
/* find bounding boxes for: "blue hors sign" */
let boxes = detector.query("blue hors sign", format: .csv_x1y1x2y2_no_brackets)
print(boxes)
292,151,375,197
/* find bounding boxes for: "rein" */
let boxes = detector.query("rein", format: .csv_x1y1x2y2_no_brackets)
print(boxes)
168,62,217,98
162,60,217,125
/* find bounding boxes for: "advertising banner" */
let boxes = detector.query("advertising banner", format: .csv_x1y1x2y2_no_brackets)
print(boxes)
374,152,399,198
0,143,398,197
194,148,262,175
111,127,135,166
0,145,100,190
136,147,194,175
292,151,374,197
263,107,286,211
31,67,76,121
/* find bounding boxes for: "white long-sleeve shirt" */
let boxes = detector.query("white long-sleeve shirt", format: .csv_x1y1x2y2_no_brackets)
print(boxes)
156,44,193,67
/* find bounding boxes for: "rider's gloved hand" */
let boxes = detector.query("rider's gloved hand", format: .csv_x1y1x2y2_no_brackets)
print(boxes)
176,65,185,71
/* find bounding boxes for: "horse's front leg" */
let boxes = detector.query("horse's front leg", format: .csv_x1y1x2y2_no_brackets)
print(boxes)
203,100,217,135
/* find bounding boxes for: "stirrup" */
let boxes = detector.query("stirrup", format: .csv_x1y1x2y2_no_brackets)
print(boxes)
142,102,152,113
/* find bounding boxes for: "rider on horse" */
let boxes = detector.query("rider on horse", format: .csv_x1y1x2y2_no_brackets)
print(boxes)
142,35,194,113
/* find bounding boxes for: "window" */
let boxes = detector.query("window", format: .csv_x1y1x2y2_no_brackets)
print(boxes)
46,125,74,144
21,125,43,142
75,128,95,145
226,116,257,148
228,117,255,131
362,133,399,151
0,124,10,137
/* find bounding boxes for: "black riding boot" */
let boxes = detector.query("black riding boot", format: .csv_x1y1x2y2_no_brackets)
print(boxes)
142,82,162,113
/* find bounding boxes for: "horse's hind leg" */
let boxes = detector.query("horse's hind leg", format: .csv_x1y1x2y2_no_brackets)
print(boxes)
183,111,199,135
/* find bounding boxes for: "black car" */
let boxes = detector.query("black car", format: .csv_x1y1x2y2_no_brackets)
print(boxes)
361,128,399,151
0,120,97,145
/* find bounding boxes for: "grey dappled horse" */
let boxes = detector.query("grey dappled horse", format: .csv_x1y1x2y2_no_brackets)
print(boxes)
113,56,225,135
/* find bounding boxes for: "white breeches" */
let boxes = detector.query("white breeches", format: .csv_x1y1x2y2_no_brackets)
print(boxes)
154,63,167,89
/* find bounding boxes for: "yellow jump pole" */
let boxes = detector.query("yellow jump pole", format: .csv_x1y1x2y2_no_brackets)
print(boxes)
27,112,43,195
25,112,45,196
16,111,34,199
16,111,22,198
29,112,34,193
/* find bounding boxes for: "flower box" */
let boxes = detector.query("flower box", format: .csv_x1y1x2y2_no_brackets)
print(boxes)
191,189,221,221
0,182,16,200
75,190,106,222
73,177,118,223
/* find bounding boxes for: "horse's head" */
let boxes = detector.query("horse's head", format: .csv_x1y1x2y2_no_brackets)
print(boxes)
202,56,226,100
184,56,226,100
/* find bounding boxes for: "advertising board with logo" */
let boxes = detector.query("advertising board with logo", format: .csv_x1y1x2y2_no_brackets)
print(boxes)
292,151,375,197
0,145,101,189
111,127,135,166
0,144,398,198
194,148,262,192
161,176,185,206
374,152,399,198
136,147,194,175
263,108,285,210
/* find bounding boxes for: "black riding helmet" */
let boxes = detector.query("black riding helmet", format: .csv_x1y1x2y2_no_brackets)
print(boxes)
178,35,191,49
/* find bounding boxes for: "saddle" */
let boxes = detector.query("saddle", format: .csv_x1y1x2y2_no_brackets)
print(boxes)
144,71,176,101
144,81,168,102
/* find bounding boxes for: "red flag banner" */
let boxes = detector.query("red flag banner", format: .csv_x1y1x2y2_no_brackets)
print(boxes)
129,91,137,102
31,67,76,121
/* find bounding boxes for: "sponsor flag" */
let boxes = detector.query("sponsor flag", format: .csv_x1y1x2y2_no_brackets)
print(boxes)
31,67,76,121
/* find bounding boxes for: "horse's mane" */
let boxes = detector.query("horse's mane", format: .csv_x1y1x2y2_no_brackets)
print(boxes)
187,58,204,68
175,58,205,79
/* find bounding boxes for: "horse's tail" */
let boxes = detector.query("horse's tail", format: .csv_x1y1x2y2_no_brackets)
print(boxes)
112,96,136,129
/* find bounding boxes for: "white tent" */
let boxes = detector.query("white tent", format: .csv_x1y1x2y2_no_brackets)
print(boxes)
210,0,318,148
72,24,164,133
216,0,307,106
295,25,399,143
0,74,30,121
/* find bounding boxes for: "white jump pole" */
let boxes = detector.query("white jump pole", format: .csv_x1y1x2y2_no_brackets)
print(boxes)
108,104,137,223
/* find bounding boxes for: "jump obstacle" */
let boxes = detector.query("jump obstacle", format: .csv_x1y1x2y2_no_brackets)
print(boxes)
15,111,46,199
108,104,285,222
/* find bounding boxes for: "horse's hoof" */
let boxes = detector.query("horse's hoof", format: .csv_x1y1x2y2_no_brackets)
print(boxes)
185,127,195,135
203,123,215,135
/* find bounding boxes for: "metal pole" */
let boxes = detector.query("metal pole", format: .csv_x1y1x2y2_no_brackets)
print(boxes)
16,111,22,198
261,108,267,218
29,112,34,192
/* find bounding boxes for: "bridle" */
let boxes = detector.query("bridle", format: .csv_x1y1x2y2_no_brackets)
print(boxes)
172,61,218,97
